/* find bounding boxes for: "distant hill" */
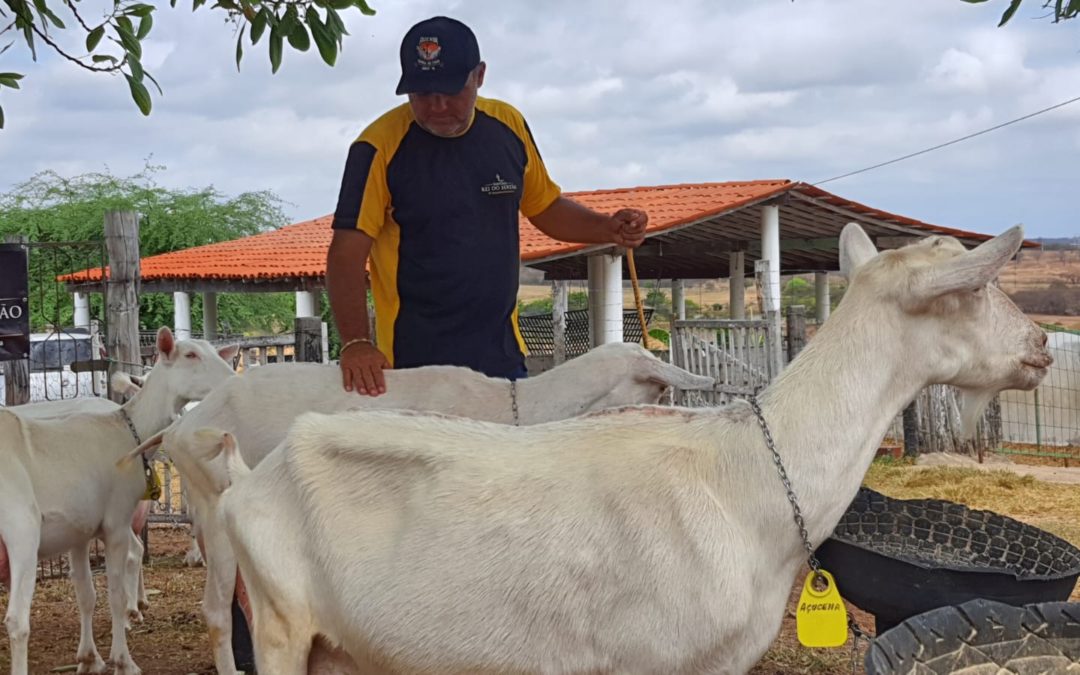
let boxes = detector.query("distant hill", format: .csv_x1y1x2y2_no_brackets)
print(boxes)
1032,236,1080,250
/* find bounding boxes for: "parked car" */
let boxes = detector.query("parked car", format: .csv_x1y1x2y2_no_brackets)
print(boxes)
0,329,107,404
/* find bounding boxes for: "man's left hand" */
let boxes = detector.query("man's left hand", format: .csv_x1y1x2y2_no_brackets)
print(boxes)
610,208,648,248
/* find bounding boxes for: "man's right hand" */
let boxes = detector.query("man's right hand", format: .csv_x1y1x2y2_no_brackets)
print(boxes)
339,342,390,396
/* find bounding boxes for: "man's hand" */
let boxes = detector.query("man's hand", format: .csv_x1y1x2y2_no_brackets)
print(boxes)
339,342,390,396
610,208,648,248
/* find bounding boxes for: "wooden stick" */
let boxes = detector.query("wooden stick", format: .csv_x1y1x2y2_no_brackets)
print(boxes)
626,249,649,346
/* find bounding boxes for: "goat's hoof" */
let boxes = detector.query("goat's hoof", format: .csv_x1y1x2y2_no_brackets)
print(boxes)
126,608,145,624
137,598,150,611
106,656,140,669
184,550,205,567
76,654,109,674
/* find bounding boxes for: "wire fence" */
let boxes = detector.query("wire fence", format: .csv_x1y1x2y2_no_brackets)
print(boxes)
996,324,1080,461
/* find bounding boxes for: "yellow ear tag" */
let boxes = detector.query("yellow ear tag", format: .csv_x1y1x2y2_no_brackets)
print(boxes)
796,569,848,648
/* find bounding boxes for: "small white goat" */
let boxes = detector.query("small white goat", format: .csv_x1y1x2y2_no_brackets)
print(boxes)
6,372,151,627
213,223,1050,674
0,327,238,675
124,342,714,675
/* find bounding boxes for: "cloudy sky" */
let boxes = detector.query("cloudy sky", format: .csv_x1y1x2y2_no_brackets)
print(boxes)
2,0,1079,239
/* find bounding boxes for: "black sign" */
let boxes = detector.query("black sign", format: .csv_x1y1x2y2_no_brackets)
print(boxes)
0,243,29,362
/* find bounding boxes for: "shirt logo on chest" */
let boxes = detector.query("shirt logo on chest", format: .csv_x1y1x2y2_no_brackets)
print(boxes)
480,173,518,196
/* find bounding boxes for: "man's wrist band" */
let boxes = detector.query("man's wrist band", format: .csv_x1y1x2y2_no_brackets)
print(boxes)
340,337,373,355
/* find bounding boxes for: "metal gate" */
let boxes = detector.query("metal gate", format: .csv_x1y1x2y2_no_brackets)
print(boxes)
1,239,110,405
671,319,778,406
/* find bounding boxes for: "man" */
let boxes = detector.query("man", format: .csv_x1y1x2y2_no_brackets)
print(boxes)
327,15,648,395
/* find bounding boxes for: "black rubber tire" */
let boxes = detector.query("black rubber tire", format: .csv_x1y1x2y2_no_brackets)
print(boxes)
866,598,1080,674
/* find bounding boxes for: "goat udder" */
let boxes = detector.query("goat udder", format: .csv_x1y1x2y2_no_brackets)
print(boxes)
131,500,152,534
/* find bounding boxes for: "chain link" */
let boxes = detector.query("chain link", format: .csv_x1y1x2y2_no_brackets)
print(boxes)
747,396,821,575
510,380,520,426
848,616,868,674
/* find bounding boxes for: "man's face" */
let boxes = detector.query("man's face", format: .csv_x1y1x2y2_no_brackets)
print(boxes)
408,63,486,138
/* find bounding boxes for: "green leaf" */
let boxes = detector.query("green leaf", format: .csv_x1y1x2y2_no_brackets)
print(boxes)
115,22,141,58
327,0,351,9
86,26,105,51
287,22,309,50
38,3,65,28
235,25,243,70
325,7,347,36
278,5,298,36
250,8,268,44
125,73,152,115
0,104,5,130
306,8,337,66
128,54,143,81
268,23,283,73
145,70,162,95
998,0,1023,26
116,15,134,34
0,72,25,85
354,0,375,15
125,3,155,16
193,0,207,10
92,54,119,63
137,13,153,39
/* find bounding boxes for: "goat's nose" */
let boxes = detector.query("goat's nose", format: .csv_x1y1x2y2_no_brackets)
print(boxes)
1041,332,1049,347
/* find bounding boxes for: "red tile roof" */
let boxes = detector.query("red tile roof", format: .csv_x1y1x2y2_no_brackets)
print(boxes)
60,180,1033,283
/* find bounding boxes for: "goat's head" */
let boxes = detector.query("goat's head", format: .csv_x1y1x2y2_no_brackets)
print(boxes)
573,342,716,408
149,326,240,407
839,222,1051,434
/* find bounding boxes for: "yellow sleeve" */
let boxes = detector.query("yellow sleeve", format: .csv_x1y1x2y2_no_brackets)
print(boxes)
518,117,562,218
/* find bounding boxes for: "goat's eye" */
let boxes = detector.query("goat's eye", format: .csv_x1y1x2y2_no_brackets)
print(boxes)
184,352,199,359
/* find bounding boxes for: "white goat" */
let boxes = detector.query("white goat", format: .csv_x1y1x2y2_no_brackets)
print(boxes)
5,372,151,626
123,342,714,675
0,327,238,675
213,223,1050,674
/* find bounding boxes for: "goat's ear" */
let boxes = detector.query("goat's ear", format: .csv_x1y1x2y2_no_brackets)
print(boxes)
642,360,715,391
157,326,176,360
913,225,1024,300
218,343,240,365
839,222,878,279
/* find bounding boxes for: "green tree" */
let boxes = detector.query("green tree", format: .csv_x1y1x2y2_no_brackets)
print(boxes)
0,164,294,333
0,0,376,128
961,0,1079,26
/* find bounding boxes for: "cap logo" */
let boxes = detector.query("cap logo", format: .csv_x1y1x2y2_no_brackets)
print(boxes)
416,37,442,70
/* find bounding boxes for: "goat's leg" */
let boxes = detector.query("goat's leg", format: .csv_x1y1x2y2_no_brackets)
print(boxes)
70,540,109,674
248,606,311,675
201,520,240,675
123,531,147,623
1,509,40,675
103,531,141,675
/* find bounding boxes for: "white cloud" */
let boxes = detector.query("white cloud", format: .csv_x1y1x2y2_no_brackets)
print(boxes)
1,0,1078,237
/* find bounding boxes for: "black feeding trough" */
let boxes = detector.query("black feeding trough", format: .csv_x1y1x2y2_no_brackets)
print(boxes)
814,488,1080,634
865,599,1080,674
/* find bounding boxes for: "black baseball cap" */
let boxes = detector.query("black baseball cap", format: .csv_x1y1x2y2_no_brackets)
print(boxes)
395,16,481,96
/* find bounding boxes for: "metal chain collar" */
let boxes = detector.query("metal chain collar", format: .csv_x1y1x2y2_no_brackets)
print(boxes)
510,380,520,426
747,396,820,575
119,407,142,445
748,395,868,666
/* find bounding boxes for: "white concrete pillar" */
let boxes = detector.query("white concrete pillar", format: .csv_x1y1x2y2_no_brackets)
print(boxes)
173,292,192,340
73,291,90,330
729,252,746,320
552,280,569,364
814,272,830,324
295,290,319,318
672,279,686,321
760,206,781,316
202,291,218,340
587,256,605,348
601,253,623,345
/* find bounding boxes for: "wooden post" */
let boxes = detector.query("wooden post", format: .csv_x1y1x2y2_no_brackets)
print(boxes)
902,402,919,457
786,305,806,362
295,317,323,363
104,211,141,404
729,254,745,319
2,234,30,406
552,280,568,365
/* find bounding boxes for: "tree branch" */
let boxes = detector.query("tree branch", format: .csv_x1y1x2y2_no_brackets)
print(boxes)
30,20,124,72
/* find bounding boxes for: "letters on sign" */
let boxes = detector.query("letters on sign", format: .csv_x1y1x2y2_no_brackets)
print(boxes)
0,244,30,362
